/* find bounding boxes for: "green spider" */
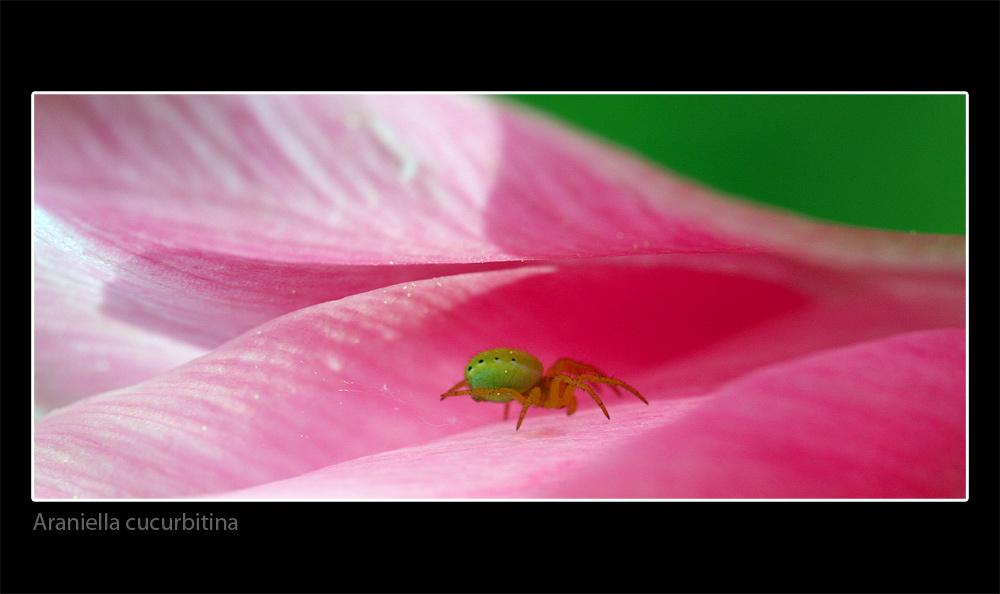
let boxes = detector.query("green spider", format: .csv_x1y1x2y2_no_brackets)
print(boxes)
440,348,647,430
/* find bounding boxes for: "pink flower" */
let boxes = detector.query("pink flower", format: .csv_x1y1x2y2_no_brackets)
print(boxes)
33,94,965,499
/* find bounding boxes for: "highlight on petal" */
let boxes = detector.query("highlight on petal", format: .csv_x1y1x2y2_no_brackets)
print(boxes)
34,253,964,499
33,94,515,408
35,93,803,266
34,94,510,264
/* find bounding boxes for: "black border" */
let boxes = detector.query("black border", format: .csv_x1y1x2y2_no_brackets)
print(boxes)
7,0,996,592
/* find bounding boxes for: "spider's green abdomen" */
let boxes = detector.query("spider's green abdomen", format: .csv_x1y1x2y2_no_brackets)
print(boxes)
465,348,543,393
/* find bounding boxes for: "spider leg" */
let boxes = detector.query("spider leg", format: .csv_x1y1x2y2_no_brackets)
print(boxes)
570,374,648,405
551,375,610,419
547,358,623,398
515,387,544,430
444,379,468,393
503,401,510,420
549,376,579,415
440,387,528,406
564,383,578,415
516,400,531,430
546,358,603,377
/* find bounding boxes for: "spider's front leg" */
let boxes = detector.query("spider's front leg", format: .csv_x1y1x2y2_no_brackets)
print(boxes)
440,386,529,407
443,379,468,394
515,386,545,430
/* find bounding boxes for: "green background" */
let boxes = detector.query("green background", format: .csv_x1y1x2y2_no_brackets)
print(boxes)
504,94,966,235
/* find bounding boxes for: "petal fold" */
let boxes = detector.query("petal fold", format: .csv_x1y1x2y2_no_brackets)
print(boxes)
203,329,964,499
35,258,963,499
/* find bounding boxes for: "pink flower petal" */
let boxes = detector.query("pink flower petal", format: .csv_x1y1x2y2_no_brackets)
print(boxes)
33,201,514,410
34,256,963,499
547,328,965,499
212,329,964,499
34,94,964,499
35,95,963,410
